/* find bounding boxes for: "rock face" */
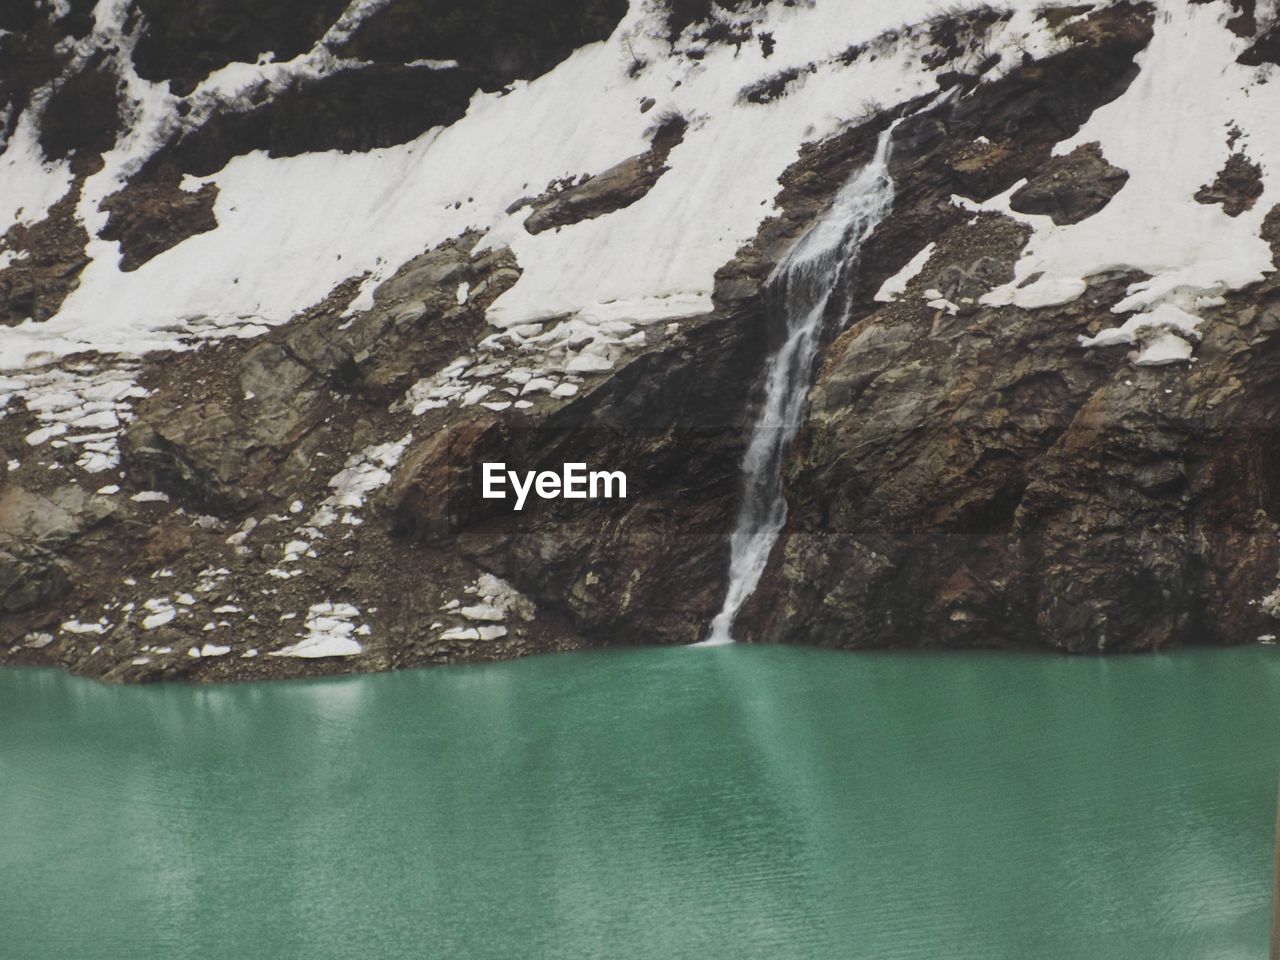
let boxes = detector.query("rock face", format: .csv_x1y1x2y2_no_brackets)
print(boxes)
740,267,1280,652
734,4,1280,655
390,416,512,541
3,0,1280,681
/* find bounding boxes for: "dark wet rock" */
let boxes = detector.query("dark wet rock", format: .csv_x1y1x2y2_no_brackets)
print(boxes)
941,3,1152,203
338,0,627,84
131,0,628,183
727,2,1280,656
37,58,124,162
1195,152,1264,217
741,238,1280,654
1222,0,1258,38
1237,19,1280,65
390,417,513,541
449,301,767,646
1009,142,1129,224
890,116,949,166
0,9,75,153
155,65,491,178
131,0,349,93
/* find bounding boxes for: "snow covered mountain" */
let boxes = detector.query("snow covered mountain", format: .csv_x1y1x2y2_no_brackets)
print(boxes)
2,0,1279,680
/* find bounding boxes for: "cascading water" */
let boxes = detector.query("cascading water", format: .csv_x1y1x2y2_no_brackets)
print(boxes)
704,124,898,645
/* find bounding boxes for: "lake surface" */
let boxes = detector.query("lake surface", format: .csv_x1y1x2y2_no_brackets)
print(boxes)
2,645,1278,959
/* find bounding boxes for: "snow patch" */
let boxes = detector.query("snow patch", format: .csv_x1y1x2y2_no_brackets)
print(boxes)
980,2,1280,323
61,619,109,635
270,602,365,658
1080,302,1203,367
875,242,935,302
318,434,412,512
141,599,176,630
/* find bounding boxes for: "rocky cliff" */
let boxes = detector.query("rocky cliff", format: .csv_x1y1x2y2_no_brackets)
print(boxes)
2,0,1279,681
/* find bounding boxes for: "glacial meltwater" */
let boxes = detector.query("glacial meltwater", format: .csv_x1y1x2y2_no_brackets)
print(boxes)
3,645,1278,960
707,123,897,644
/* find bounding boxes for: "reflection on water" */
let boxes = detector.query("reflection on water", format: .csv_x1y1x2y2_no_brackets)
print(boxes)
1,646,1277,960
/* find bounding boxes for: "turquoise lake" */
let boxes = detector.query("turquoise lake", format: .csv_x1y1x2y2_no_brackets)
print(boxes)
2,645,1278,959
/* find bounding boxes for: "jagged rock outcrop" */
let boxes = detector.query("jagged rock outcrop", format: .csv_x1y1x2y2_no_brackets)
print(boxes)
735,2,1280,654
518,116,688,235
3,0,1278,681
0,484,114,613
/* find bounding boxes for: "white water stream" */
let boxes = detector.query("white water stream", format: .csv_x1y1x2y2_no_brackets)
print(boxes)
704,125,898,644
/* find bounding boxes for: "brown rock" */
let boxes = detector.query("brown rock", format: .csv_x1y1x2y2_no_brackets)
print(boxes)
1195,152,1264,217
389,417,513,541
98,176,219,272
521,117,686,235
144,525,193,567
0,172,91,326
1009,142,1128,224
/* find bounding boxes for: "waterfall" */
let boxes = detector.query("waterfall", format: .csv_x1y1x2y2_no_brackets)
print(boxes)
703,124,898,645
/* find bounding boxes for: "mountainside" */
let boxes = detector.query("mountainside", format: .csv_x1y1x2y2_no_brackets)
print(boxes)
2,0,1280,681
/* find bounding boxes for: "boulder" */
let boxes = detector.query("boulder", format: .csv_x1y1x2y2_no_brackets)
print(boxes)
521,117,686,235
1009,142,1128,224
0,484,114,546
372,245,471,305
124,402,256,512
